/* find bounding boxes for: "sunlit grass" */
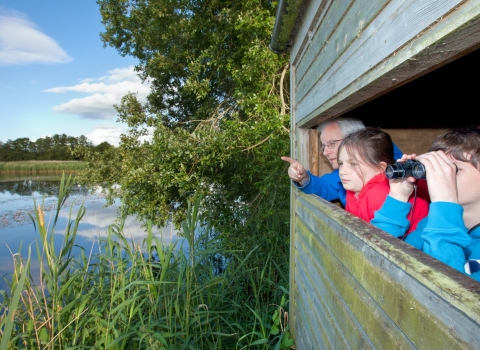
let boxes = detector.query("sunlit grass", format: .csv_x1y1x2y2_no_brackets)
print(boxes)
0,174,293,349
0,161,86,174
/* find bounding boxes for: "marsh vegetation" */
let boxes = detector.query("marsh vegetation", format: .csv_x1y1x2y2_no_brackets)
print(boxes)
0,176,293,349
0,161,86,175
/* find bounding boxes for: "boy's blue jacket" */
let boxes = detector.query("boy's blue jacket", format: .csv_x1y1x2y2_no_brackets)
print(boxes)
294,143,403,206
371,197,480,282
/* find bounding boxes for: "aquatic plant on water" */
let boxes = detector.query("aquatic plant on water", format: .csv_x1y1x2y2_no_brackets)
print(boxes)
0,174,293,349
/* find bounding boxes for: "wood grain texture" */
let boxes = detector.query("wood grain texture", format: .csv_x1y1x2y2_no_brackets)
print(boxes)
294,0,354,84
291,0,331,67
290,190,480,349
293,0,480,127
308,129,320,175
296,204,417,349
384,128,450,155
296,0,390,101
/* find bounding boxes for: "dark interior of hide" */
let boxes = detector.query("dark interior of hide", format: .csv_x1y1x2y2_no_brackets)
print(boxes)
311,47,480,175
343,47,480,129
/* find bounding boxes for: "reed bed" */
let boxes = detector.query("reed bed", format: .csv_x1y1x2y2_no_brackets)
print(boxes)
0,161,86,174
0,175,293,349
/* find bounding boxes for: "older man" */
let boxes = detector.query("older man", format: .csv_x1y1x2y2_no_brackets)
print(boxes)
282,118,402,206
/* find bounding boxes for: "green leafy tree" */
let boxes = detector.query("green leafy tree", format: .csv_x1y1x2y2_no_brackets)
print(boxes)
81,1,291,259
94,141,114,153
0,138,32,160
33,136,54,160
0,135,95,161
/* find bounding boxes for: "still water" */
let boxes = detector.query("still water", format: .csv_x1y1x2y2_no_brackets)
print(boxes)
0,175,180,291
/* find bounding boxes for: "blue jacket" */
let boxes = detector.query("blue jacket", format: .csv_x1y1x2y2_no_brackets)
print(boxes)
295,169,346,205
371,197,480,282
294,143,403,206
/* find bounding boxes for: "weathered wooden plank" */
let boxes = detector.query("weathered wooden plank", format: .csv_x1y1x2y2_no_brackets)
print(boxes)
295,0,480,127
297,0,465,106
308,129,320,175
297,0,391,102
291,0,331,67
294,192,480,348
297,192,480,317
296,212,416,349
292,325,309,350
293,294,320,349
295,229,376,349
295,0,353,84
300,196,480,346
288,61,298,336
295,233,354,349
292,296,317,349
296,128,310,170
294,274,335,349
292,276,327,349
382,128,449,156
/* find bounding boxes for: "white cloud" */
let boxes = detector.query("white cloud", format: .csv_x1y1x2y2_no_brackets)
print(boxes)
86,124,125,146
44,66,151,120
52,93,119,120
0,10,72,66
85,124,153,146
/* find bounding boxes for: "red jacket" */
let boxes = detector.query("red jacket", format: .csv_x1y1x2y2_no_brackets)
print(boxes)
345,173,429,233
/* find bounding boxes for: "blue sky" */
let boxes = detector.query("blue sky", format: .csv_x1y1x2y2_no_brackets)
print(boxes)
0,0,151,145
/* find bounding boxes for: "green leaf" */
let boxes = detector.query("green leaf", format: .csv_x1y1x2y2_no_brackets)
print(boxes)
270,324,280,335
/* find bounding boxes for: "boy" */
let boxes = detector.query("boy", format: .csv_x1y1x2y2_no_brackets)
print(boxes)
372,125,480,281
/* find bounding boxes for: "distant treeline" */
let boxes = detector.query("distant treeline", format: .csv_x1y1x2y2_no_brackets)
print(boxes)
0,134,114,161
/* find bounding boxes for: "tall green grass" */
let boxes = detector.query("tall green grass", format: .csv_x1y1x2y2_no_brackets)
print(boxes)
0,161,86,174
0,174,293,349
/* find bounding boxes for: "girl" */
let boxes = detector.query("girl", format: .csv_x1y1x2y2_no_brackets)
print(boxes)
337,128,429,234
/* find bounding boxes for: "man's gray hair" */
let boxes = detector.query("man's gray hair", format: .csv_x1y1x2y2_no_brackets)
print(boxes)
317,118,365,138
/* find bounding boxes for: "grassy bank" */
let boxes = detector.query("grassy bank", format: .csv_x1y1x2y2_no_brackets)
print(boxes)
0,161,86,174
0,176,293,349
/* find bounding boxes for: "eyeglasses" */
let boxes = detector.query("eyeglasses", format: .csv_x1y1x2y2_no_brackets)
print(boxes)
320,139,343,152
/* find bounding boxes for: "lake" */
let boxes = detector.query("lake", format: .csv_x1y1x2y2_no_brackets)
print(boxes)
0,175,181,292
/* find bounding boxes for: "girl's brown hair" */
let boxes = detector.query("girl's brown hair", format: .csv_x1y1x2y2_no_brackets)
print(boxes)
429,125,480,169
337,128,394,177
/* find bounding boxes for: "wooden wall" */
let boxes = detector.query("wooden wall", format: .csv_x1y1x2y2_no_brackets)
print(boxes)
291,193,480,349
287,0,480,348
291,0,480,129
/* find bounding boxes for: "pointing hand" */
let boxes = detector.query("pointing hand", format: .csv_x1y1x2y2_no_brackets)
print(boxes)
281,156,309,186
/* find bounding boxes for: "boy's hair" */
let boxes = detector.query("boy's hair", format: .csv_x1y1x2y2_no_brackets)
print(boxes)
429,125,480,169
338,128,394,173
317,118,365,137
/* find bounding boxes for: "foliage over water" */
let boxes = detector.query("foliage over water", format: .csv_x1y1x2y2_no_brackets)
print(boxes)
0,176,293,349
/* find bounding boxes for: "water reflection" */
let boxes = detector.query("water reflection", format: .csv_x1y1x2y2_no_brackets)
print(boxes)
0,177,74,197
0,177,181,292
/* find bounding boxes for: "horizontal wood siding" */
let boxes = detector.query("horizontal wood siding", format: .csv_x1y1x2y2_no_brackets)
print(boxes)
296,0,389,103
384,129,449,156
294,0,354,85
292,192,480,349
293,0,480,127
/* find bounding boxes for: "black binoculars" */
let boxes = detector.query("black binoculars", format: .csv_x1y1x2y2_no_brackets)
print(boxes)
385,160,426,180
